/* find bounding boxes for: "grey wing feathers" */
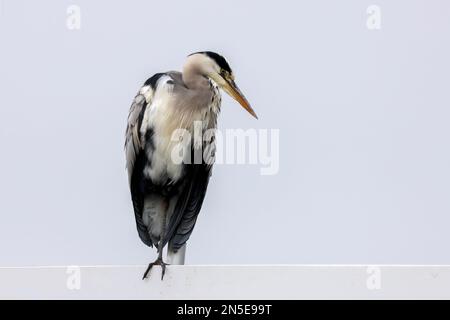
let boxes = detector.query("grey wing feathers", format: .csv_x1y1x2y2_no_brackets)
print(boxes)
125,72,174,248
164,163,212,251
126,87,152,183
125,88,152,247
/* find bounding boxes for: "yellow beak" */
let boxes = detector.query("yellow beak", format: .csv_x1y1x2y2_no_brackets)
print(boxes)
223,80,258,119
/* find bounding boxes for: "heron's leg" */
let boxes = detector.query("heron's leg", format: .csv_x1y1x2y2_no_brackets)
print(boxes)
142,242,169,280
167,243,186,265
142,200,170,280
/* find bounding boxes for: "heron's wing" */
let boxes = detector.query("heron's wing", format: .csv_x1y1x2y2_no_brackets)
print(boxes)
125,88,152,247
164,162,213,252
125,92,147,183
125,73,167,247
125,73,169,183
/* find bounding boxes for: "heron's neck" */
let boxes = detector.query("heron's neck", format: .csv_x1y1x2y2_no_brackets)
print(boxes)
182,63,210,90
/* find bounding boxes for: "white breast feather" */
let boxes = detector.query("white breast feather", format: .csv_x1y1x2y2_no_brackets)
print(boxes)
140,76,220,184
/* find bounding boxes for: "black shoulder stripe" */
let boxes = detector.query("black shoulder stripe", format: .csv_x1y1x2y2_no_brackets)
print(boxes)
143,72,166,89
136,100,148,136
138,73,166,131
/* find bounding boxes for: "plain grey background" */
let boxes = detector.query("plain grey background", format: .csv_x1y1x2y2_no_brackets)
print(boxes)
1,0,449,266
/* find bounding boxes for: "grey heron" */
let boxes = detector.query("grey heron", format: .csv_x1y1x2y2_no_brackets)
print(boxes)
125,51,257,280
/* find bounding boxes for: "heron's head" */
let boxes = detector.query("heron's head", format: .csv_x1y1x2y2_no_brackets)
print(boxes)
185,51,257,119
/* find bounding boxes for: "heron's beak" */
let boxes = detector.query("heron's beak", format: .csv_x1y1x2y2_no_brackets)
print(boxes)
223,80,258,119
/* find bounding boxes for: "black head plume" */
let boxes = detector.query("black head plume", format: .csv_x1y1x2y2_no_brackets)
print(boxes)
189,51,232,74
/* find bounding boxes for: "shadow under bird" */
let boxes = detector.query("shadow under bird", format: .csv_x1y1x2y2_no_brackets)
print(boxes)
125,52,257,279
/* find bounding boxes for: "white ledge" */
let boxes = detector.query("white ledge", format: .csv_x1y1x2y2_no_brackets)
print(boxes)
1,265,449,299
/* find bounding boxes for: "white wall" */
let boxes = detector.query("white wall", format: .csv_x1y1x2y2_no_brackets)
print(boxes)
1,266,450,299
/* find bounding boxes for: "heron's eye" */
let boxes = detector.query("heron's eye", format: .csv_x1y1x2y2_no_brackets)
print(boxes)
221,70,235,81
220,70,229,78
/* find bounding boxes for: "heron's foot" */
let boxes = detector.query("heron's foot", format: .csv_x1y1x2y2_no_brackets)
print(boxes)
142,258,170,280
